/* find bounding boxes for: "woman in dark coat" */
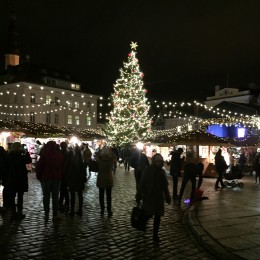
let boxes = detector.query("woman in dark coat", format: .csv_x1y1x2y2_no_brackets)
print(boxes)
137,153,171,241
7,142,32,220
67,146,86,216
215,149,228,190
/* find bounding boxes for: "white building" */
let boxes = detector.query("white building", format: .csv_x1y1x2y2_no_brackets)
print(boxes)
204,85,253,107
0,14,100,129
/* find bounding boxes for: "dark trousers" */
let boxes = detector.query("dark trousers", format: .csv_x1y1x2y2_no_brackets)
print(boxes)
10,190,24,213
179,174,196,201
41,180,61,216
124,160,130,171
215,171,225,188
59,181,69,206
70,191,83,213
99,187,112,213
171,171,180,198
134,169,143,194
3,186,11,208
256,170,260,184
144,214,161,236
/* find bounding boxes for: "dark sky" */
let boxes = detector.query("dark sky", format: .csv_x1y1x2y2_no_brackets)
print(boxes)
1,0,260,101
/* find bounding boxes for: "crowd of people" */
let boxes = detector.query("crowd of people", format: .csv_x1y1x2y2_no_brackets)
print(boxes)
0,141,216,241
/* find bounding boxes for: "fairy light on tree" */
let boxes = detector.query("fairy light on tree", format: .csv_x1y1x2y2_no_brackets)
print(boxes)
105,42,151,146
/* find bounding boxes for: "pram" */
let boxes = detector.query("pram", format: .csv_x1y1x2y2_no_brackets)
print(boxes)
224,166,244,188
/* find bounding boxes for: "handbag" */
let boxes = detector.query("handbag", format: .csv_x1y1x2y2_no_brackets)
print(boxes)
131,206,147,231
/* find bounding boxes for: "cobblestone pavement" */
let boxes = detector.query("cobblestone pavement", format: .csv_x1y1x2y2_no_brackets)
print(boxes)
0,166,214,260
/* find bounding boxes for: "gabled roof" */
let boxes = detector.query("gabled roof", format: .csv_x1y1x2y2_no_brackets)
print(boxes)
0,62,80,86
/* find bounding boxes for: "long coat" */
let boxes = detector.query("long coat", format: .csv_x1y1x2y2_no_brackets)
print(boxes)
139,166,170,216
67,151,86,192
96,153,116,188
7,149,31,192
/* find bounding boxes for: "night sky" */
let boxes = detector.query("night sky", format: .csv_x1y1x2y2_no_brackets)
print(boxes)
1,0,260,101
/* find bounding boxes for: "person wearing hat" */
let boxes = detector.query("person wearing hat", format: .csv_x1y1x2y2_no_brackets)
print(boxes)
7,142,32,220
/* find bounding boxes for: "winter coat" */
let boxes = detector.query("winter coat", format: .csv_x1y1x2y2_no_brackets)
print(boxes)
0,147,8,186
215,154,228,173
83,147,92,163
138,166,170,216
96,153,116,188
67,151,86,192
7,149,31,192
170,151,184,175
36,141,64,181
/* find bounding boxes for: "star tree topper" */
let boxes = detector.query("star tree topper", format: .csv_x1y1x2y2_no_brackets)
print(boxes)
130,41,138,50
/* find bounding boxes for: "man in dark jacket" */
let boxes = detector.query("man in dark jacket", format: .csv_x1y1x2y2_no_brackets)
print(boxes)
7,142,32,220
36,141,64,222
169,148,185,200
215,149,228,190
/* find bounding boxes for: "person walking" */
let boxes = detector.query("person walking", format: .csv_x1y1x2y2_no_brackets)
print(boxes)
178,162,204,204
122,146,131,172
83,143,92,180
97,146,116,217
254,153,260,184
6,142,32,220
136,153,171,242
130,148,150,194
111,144,119,174
169,148,185,200
214,149,228,190
59,142,70,212
67,146,87,217
36,141,64,222
0,146,9,210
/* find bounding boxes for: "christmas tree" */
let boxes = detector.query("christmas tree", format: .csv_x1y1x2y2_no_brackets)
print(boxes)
105,42,151,147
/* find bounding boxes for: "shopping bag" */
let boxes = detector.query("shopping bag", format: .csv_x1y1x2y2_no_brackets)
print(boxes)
131,206,147,231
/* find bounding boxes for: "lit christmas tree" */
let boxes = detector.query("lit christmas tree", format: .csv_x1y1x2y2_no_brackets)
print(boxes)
105,42,151,146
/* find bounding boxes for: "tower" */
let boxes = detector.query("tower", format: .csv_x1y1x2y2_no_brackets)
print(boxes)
5,13,20,69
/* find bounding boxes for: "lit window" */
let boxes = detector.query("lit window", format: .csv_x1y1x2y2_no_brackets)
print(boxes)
86,116,91,126
68,115,72,125
71,83,75,89
75,101,79,109
54,114,59,124
54,97,59,106
46,113,51,124
46,95,51,105
75,84,80,90
75,115,80,125
30,112,35,123
30,93,36,103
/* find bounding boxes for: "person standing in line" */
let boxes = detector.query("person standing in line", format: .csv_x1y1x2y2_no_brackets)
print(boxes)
36,141,64,222
67,146,87,216
214,148,228,190
97,146,116,217
83,143,92,180
59,142,70,212
7,142,32,220
169,148,185,200
0,146,9,210
136,153,171,242
178,162,204,204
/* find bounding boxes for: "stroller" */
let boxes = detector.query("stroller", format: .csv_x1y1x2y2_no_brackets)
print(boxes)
224,166,244,188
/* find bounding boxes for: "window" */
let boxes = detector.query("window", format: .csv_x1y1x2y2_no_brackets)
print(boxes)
87,102,91,109
54,97,60,106
68,115,72,125
46,113,51,124
14,94,18,103
86,116,91,126
30,93,36,103
30,112,35,123
75,115,80,125
67,100,72,108
71,83,76,89
54,114,59,124
75,101,79,109
75,84,80,90
46,95,51,105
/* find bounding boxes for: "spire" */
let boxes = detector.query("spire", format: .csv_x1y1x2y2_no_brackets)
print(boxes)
5,11,20,69
6,12,19,55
